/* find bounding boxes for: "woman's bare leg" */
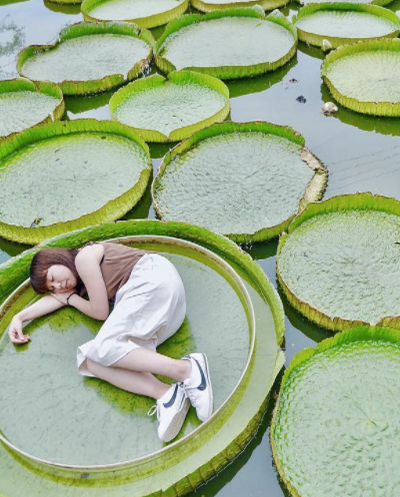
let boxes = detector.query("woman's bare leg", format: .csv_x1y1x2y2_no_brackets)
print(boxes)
113,348,191,383
86,359,170,399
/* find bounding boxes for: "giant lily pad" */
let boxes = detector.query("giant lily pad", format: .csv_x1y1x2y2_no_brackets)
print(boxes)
0,79,64,141
152,122,327,243
81,0,189,28
271,326,400,497
294,4,400,49
0,219,284,496
109,71,230,142
155,9,297,80
322,39,400,116
295,0,394,7
17,22,154,95
191,0,289,13
277,193,400,332
0,119,151,245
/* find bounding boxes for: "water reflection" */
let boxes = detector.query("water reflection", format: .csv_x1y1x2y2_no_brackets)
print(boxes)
227,56,298,98
43,0,81,15
320,83,400,137
65,90,113,119
0,14,25,79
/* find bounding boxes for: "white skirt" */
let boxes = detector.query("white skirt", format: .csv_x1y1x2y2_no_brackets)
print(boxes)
77,253,186,377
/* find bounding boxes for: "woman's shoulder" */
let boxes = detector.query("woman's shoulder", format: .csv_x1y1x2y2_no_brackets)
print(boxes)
76,242,105,264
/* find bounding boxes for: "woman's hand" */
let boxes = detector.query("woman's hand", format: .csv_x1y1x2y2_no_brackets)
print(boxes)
8,316,30,345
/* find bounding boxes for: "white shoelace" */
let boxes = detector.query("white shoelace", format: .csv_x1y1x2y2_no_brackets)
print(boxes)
147,404,159,419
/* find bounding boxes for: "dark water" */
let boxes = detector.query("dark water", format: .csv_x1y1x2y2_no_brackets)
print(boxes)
0,0,400,494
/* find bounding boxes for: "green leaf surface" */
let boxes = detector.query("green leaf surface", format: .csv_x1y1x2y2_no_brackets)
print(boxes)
322,39,400,116
17,22,154,95
277,193,400,331
0,79,64,140
0,119,151,244
81,0,188,28
155,10,297,79
153,122,327,242
295,0,394,6
294,3,400,48
109,71,230,142
271,326,400,497
0,221,284,496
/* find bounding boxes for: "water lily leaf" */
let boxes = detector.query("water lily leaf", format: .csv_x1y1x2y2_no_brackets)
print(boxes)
322,39,400,116
155,9,297,80
109,70,230,142
295,0,394,7
191,0,289,13
17,22,154,95
0,78,64,141
277,193,400,331
0,219,284,495
152,122,327,242
294,3,400,48
82,0,188,28
0,119,151,244
271,326,400,497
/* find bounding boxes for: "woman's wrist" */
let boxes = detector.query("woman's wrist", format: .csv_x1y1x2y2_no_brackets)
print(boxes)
66,292,79,306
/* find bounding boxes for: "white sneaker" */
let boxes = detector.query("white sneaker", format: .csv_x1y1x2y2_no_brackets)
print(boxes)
148,383,190,443
181,353,213,422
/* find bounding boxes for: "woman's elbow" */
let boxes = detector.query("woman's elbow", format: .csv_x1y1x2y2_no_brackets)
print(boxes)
96,308,109,321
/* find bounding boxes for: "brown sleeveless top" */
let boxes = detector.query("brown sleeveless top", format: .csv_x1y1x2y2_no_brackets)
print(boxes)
80,242,147,301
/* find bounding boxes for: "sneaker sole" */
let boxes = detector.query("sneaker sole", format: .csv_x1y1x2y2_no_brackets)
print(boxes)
199,352,213,422
162,397,190,443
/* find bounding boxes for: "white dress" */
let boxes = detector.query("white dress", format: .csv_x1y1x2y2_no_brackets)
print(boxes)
77,253,186,377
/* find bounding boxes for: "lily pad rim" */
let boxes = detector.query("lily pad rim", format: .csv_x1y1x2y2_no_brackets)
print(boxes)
0,234,256,470
0,78,65,141
270,325,400,497
191,0,290,13
109,70,230,142
277,192,400,331
152,120,327,242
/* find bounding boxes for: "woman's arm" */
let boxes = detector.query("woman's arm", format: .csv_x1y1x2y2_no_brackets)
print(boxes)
66,245,109,321
8,295,64,344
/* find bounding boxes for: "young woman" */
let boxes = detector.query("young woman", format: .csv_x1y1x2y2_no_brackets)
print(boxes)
8,242,213,443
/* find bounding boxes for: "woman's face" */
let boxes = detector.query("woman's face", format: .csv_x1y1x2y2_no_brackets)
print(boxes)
46,265,77,293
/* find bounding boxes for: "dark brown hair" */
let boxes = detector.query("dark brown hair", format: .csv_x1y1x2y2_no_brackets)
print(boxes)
30,248,81,294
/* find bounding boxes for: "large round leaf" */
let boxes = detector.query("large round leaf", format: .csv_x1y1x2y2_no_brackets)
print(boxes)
191,0,289,13
322,39,400,116
81,0,188,28
0,79,64,141
0,219,284,496
295,0,394,7
109,71,230,142
155,9,297,80
271,326,400,497
153,122,327,243
277,193,400,331
0,119,151,244
17,22,154,95
294,3,400,48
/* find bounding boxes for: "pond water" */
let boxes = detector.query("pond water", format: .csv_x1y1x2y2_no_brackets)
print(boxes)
0,0,400,494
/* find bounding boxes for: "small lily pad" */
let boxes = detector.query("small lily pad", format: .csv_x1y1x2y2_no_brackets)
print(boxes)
109,71,230,142
155,9,297,80
153,122,327,242
82,0,189,28
0,79,64,141
294,3,400,49
0,119,151,244
271,326,400,497
17,22,154,95
277,193,400,331
322,39,400,116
